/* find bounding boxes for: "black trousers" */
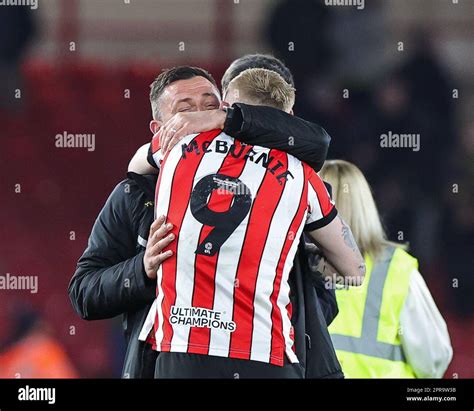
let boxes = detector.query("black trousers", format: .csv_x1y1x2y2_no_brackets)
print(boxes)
155,352,304,379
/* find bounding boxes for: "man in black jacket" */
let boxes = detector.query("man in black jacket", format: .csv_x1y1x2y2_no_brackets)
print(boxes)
69,56,342,378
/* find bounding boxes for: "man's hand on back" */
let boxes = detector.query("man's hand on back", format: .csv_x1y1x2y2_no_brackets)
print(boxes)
160,109,226,155
143,215,175,279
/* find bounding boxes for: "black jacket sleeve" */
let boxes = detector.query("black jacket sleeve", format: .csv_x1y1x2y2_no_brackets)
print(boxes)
302,235,339,326
68,179,156,320
313,276,339,326
224,103,331,171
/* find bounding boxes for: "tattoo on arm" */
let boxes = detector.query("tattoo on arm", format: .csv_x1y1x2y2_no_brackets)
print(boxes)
341,218,358,251
340,219,365,277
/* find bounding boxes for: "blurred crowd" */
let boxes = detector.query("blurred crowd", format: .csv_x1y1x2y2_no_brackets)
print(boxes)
266,0,474,316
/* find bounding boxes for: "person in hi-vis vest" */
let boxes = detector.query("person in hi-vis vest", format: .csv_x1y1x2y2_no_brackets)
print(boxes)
319,160,452,378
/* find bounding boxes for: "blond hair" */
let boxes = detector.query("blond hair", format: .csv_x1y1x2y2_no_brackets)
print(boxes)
226,68,295,112
319,160,406,260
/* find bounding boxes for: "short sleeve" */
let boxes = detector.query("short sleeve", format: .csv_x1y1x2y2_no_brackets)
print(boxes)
147,133,162,169
304,167,337,231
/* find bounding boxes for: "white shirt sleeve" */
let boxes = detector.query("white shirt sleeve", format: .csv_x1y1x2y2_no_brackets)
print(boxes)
399,269,453,378
138,299,157,341
153,150,164,167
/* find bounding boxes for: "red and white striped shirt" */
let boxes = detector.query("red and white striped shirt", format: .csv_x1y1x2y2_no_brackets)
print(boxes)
139,130,337,366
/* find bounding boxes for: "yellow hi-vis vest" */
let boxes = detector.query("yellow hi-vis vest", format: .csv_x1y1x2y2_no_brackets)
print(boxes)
328,246,418,378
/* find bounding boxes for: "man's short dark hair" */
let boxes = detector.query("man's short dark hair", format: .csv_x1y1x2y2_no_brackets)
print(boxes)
221,54,294,93
150,66,218,119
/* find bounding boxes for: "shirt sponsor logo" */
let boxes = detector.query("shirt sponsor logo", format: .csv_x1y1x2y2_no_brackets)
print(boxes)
170,306,236,332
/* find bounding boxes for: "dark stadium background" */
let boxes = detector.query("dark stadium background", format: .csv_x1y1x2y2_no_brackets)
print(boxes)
0,0,472,377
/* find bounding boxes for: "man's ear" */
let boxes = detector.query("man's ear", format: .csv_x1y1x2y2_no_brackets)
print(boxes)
149,120,162,135
289,108,294,116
